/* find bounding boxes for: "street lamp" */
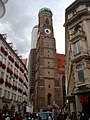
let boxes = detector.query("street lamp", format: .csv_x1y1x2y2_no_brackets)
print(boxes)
2,0,8,4
0,0,8,18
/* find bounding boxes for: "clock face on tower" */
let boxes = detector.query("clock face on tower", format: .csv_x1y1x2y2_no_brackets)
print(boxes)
45,28,51,34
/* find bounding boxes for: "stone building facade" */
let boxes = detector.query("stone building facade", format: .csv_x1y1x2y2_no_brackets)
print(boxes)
34,8,63,112
65,0,90,114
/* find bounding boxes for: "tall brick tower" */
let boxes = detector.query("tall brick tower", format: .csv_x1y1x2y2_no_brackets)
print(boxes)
34,8,62,112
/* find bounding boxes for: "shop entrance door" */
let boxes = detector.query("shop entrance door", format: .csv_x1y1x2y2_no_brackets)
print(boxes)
82,97,90,113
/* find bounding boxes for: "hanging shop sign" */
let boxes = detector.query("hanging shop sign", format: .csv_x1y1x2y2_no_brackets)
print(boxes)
80,96,88,103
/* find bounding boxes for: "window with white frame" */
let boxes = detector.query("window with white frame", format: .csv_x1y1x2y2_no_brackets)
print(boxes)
0,54,2,61
7,91,10,99
12,93,14,100
13,94,15,101
14,67,16,73
9,52,11,56
11,64,13,69
6,75,8,81
15,81,17,86
73,41,80,54
9,77,11,83
12,77,14,83
1,71,4,78
18,95,19,101
8,62,10,67
77,64,84,82
0,88,2,96
4,90,7,98
2,58,6,64
16,69,18,75
14,94,16,101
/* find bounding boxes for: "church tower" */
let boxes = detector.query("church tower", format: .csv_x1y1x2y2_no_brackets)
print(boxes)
35,8,62,112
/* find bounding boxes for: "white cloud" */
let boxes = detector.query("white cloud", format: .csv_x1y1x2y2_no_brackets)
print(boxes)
0,22,11,32
0,0,75,58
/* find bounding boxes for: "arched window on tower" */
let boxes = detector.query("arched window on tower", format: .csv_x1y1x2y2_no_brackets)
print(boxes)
47,93,51,105
45,18,49,24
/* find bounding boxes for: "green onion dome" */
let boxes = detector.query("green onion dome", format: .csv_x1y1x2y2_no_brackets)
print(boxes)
39,7,52,15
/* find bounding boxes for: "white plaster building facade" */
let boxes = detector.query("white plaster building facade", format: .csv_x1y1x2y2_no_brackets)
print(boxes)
0,34,29,115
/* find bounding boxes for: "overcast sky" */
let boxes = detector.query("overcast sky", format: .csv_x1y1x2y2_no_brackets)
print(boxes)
0,0,75,58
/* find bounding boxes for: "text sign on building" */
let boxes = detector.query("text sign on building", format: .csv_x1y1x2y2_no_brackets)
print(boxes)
80,96,88,103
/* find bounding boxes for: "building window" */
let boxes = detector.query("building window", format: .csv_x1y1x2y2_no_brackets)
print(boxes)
7,91,10,99
20,96,21,102
14,94,16,101
18,95,19,101
73,41,80,54
48,85,50,88
9,77,11,83
77,64,84,82
11,64,13,69
45,18,49,24
4,90,7,98
48,71,50,74
6,75,8,81
47,44,49,47
74,25,83,32
1,71,4,78
2,58,6,64
72,10,77,16
12,93,14,100
47,93,51,105
0,54,2,61
8,62,10,67
0,88,2,96
86,4,90,11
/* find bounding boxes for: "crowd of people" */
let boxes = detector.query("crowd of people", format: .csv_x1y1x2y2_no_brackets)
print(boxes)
0,110,37,120
54,111,90,120
0,109,90,120
69,111,90,120
0,109,23,120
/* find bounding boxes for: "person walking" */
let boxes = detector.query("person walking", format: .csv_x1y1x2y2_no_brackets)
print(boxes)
0,110,3,120
18,113,22,120
47,114,53,120
77,111,81,120
15,112,22,120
